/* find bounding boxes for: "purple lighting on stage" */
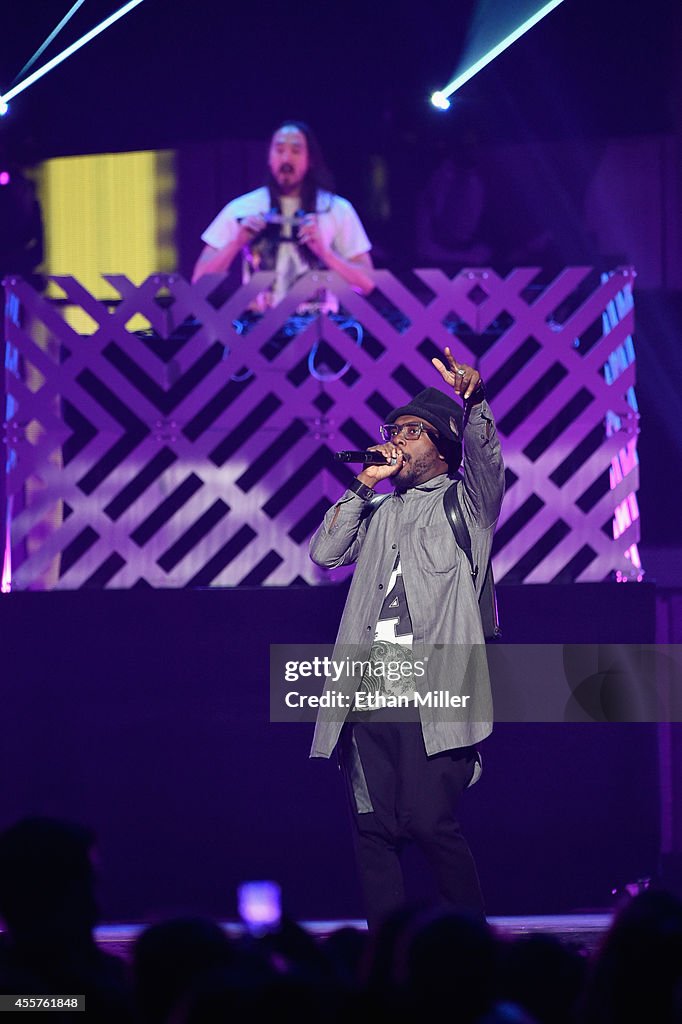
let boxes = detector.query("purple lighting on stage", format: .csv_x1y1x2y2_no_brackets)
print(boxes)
1,513,11,593
3,269,641,588
0,171,10,186
601,270,643,582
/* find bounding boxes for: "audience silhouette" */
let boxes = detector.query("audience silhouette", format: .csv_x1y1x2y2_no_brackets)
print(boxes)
2,815,681,1023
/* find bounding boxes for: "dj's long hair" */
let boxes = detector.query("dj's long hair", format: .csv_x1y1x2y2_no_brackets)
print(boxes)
266,120,335,214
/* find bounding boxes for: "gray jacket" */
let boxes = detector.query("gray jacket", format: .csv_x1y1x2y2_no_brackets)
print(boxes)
309,399,504,757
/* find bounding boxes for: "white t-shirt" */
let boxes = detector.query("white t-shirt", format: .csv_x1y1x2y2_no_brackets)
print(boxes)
201,186,371,307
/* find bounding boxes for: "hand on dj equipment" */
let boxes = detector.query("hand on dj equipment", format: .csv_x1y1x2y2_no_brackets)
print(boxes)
237,215,267,247
297,214,328,261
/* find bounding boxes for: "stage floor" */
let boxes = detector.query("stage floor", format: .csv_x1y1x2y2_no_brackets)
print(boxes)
93,912,612,959
1,585,660,922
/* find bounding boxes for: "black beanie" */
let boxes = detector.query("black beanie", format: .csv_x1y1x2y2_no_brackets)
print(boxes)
387,387,463,442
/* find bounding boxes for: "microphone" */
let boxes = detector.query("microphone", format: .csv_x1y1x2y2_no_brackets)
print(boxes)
334,450,389,465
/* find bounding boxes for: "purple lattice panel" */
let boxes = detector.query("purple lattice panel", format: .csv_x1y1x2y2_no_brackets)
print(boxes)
2,267,639,589
468,267,639,582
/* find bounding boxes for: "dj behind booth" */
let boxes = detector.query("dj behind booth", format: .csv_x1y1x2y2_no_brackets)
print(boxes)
191,120,373,311
189,119,374,381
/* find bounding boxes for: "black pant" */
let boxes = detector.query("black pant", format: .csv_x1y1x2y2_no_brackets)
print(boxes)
341,720,484,930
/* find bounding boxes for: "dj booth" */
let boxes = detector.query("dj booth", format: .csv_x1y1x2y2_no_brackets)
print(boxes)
2,265,640,589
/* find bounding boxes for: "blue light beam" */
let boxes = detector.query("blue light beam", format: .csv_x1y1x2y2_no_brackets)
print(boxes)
11,0,87,86
0,0,146,109
431,0,565,108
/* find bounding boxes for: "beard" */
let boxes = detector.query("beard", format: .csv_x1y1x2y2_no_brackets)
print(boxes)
273,164,302,193
392,453,440,492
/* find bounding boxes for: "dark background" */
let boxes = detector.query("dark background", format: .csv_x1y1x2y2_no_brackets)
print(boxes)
0,0,676,158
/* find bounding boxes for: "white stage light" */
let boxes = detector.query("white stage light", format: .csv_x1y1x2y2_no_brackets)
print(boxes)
0,0,146,108
431,0,565,107
430,91,452,111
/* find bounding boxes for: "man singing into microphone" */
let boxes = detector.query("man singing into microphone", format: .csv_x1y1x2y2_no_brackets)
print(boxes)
310,349,504,929
192,121,373,310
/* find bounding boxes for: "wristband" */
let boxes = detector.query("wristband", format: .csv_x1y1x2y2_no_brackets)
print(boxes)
347,478,376,502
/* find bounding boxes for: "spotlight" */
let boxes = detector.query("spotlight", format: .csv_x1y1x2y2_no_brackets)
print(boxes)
12,0,86,87
431,0,565,108
0,171,10,185
0,99,8,116
430,91,451,111
0,0,146,107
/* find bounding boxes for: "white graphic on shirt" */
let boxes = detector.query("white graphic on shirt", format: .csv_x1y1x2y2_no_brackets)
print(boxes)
374,558,413,644
358,557,418,701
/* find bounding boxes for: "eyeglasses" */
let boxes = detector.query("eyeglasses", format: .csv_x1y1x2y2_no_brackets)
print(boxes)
379,422,439,442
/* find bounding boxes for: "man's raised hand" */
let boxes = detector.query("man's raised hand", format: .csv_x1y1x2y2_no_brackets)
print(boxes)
432,346,482,401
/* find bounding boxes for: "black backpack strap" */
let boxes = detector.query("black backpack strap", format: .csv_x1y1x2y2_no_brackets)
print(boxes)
443,481,501,640
443,481,477,583
364,491,391,526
